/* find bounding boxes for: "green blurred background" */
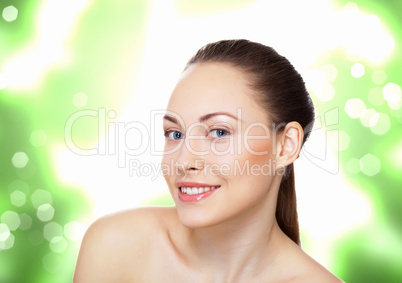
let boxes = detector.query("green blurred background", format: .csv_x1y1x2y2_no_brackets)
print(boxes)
0,0,401,282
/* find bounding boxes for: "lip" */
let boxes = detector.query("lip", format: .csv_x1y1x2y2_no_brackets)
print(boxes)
176,181,221,202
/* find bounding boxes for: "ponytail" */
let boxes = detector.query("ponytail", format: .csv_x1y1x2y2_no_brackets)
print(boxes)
276,163,300,246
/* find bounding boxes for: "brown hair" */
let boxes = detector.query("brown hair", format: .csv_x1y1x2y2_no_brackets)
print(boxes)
185,39,315,245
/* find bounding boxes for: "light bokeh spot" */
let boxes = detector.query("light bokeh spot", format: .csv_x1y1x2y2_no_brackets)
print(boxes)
360,109,379,127
0,223,11,241
345,98,366,118
19,213,33,231
370,113,391,135
368,87,385,106
31,189,53,208
351,63,365,78
0,233,15,250
1,211,21,231
30,130,48,147
371,70,387,85
10,190,26,207
37,203,55,222
360,153,381,176
388,99,402,110
49,236,68,253
44,222,63,241
347,158,360,174
2,5,18,22
73,92,88,107
11,152,29,168
383,82,402,103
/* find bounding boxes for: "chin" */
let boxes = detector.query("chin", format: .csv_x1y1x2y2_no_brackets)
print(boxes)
176,206,220,229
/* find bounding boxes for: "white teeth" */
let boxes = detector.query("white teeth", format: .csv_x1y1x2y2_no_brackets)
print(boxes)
180,186,220,195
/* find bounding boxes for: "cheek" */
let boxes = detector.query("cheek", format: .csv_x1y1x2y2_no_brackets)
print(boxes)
203,141,273,179
163,139,183,154
162,138,184,165
226,145,275,203
242,124,275,156
238,132,273,163
161,151,178,180
244,140,270,159
210,138,233,155
161,153,179,198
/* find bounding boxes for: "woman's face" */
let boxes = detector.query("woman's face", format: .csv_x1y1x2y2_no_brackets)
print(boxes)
162,62,280,228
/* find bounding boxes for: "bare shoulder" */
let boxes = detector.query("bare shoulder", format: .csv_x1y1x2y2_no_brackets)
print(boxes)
73,206,176,282
292,261,344,283
284,243,344,283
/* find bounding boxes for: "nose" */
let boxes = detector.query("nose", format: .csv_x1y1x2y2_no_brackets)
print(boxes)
175,136,206,174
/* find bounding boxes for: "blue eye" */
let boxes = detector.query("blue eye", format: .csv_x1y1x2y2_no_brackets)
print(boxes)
165,131,184,140
210,129,229,138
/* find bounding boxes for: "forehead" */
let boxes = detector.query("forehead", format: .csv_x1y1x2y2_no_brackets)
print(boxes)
166,62,266,123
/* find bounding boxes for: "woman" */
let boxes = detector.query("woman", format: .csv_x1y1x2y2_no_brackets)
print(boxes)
74,39,343,282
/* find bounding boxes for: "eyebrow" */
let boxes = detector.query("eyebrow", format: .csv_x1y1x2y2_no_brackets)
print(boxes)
163,111,241,125
163,115,179,124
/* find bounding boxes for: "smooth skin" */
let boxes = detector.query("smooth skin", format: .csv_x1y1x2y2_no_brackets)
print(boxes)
74,63,343,282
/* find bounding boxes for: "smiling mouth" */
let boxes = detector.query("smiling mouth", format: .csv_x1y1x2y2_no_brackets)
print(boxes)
179,186,221,195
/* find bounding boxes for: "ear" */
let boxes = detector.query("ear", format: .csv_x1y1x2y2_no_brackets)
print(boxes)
276,122,303,169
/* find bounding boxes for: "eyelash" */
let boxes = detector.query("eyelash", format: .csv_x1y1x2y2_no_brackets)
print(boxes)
209,128,230,138
164,128,231,140
164,130,184,140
